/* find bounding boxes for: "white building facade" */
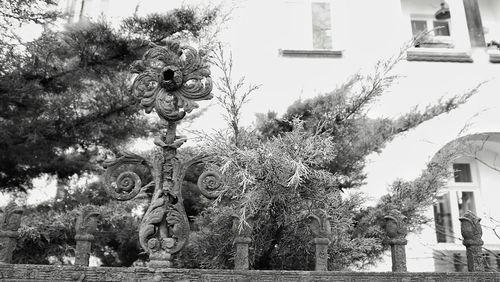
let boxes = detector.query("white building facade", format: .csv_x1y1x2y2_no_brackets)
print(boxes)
59,0,500,272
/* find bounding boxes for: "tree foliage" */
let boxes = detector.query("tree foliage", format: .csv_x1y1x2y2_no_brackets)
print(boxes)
0,6,220,191
14,181,144,266
2,4,220,266
211,43,260,146
181,45,481,270
122,8,218,44
13,161,211,266
0,0,60,74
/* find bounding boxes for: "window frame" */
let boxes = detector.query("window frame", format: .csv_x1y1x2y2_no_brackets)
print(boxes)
433,159,482,245
409,14,454,44
452,163,473,183
449,161,479,188
434,192,455,243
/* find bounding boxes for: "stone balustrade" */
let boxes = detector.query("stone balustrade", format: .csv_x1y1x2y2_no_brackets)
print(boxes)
0,204,491,274
232,215,254,270
0,201,23,264
459,210,484,272
307,209,332,271
74,207,100,266
383,209,408,272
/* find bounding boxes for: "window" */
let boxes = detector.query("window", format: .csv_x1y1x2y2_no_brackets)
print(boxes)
433,161,480,244
409,15,454,49
311,2,333,50
434,193,454,243
433,191,477,243
456,191,476,216
434,21,451,36
453,163,472,183
410,16,452,37
281,0,340,56
410,17,452,37
411,20,428,36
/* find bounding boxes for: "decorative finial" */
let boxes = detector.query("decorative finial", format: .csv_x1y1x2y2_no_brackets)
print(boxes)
307,209,332,239
459,210,484,272
459,210,483,246
0,201,23,263
75,207,100,236
130,41,213,122
0,201,23,231
384,209,407,240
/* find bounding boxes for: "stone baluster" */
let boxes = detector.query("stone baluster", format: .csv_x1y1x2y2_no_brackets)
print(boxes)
0,202,23,264
384,209,408,272
307,209,332,271
232,215,254,270
75,207,100,266
459,210,484,272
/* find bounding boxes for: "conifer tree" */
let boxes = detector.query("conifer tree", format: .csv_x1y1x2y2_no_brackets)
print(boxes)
180,45,481,270
0,3,219,191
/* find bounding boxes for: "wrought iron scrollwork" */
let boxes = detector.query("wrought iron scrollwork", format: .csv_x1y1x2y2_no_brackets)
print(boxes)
130,41,213,122
197,170,223,199
102,41,221,268
103,151,153,201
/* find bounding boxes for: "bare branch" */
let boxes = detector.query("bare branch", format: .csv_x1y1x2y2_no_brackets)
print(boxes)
211,43,261,147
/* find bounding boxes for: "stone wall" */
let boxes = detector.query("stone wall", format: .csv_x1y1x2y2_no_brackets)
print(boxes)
0,264,500,282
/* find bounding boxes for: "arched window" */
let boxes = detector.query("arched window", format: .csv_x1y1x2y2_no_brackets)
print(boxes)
433,159,479,243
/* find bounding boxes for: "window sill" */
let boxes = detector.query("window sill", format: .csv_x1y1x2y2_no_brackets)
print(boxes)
415,39,454,49
279,49,343,58
406,48,473,63
488,49,500,63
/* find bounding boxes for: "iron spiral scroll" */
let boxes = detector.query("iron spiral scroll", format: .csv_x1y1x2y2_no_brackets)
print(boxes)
102,41,223,268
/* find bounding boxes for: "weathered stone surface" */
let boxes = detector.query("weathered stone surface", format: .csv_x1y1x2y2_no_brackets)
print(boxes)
312,238,330,272
232,216,254,270
75,207,100,266
234,237,252,270
307,209,332,271
384,209,408,272
0,202,23,264
0,264,499,281
459,210,484,272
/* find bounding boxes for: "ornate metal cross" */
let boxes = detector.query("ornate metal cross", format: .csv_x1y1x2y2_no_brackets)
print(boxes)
103,41,223,268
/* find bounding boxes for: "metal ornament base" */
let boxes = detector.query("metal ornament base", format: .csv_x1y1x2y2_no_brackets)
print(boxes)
148,253,173,268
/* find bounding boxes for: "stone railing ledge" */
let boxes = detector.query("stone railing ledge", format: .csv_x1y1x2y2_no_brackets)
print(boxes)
1,264,500,281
